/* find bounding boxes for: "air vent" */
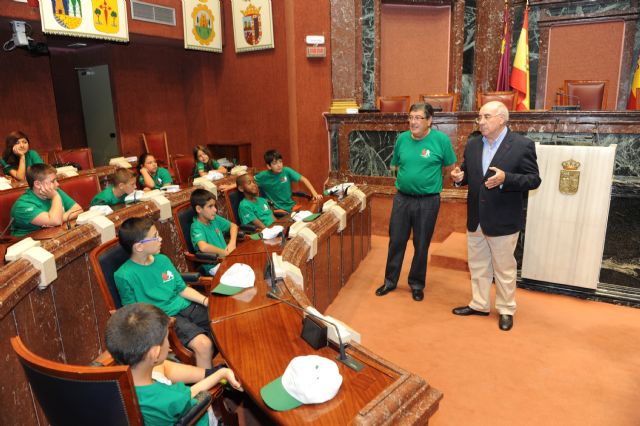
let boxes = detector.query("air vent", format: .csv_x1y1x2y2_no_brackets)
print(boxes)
130,0,176,26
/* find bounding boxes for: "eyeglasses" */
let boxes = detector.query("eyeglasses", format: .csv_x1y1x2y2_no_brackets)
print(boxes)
138,235,162,244
475,114,501,123
408,116,427,122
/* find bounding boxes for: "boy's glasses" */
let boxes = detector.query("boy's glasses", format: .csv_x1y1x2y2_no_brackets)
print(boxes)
138,235,162,244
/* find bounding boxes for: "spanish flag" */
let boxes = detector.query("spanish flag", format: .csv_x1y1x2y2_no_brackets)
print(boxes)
627,57,640,110
510,7,529,111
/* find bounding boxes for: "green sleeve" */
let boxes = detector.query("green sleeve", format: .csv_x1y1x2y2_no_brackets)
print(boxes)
11,196,43,228
114,266,136,306
238,200,256,225
442,135,457,166
216,215,231,233
285,167,301,182
190,222,205,249
193,161,204,178
58,189,78,210
0,159,11,174
158,167,173,185
27,150,43,165
391,137,401,167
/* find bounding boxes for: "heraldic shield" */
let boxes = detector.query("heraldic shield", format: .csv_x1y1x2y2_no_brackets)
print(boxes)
242,3,262,45
559,159,581,195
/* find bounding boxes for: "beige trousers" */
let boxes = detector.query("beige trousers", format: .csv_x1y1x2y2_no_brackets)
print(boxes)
467,225,519,315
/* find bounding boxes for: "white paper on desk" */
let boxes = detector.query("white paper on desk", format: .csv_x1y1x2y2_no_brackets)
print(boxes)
261,225,284,240
206,171,224,181
291,210,312,222
217,158,234,168
160,185,181,193
304,306,361,345
124,190,145,203
89,205,113,215
0,177,11,191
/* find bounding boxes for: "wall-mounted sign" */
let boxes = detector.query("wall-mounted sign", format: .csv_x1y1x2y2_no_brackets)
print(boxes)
231,0,274,53
183,0,222,52
40,0,129,42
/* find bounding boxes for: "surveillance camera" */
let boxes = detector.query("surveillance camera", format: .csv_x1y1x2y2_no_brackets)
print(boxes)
10,20,29,47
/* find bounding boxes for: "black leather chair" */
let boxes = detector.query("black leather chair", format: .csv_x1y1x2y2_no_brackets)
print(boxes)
11,335,212,426
223,188,257,232
173,202,220,271
88,238,207,365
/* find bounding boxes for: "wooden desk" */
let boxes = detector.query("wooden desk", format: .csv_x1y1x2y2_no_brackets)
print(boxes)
208,201,442,424
207,141,252,167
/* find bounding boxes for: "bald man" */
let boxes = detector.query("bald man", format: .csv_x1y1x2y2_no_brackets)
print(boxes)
451,101,541,331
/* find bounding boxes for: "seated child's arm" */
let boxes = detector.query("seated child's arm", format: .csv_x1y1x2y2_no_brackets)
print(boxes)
190,367,242,397
61,203,83,222
179,286,209,307
251,218,267,229
139,168,156,190
226,223,238,254
299,175,323,201
196,240,227,257
156,360,205,384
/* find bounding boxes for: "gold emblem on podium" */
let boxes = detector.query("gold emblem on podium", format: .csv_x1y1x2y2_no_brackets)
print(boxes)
559,159,581,195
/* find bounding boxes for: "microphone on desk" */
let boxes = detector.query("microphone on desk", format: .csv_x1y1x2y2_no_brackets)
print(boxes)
259,233,280,295
266,291,364,372
0,217,14,238
554,92,581,110
66,209,82,230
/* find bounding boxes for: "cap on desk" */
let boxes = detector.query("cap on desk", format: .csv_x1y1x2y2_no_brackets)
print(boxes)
212,263,255,295
260,355,343,411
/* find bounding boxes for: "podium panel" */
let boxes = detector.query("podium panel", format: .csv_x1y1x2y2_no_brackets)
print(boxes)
522,144,616,289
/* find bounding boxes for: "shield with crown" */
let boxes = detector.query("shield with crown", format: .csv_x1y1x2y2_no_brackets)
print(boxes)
242,3,262,45
559,159,580,195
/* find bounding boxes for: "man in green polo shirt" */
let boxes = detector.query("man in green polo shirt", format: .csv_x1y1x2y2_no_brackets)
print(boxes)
10,163,83,236
375,103,456,302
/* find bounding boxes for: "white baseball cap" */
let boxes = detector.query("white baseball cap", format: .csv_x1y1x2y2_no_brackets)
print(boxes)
260,355,343,411
212,263,255,295
261,225,284,240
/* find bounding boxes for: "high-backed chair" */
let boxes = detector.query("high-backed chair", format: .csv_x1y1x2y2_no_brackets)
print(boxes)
54,148,94,170
563,80,608,110
10,336,213,426
420,93,459,112
88,238,207,365
222,188,256,232
377,96,411,112
477,90,518,110
0,187,25,237
58,174,101,210
142,131,170,168
172,202,221,271
172,155,196,185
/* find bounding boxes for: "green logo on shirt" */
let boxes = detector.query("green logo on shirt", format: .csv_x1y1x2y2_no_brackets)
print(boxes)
421,149,431,158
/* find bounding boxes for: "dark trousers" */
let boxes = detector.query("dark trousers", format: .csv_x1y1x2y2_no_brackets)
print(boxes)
384,192,440,290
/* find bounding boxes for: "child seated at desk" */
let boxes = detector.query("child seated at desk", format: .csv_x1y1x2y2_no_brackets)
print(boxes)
10,163,82,236
114,217,214,368
190,189,238,275
106,303,242,426
237,173,275,229
193,145,227,178
254,149,322,212
90,168,136,206
138,153,173,191
2,131,44,182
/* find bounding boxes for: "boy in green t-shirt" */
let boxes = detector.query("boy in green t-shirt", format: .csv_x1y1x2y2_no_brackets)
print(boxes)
237,173,275,229
190,189,238,275
90,168,137,206
106,303,242,426
10,163,83,236
138,153,173,191
114,217,214,368
254,149,323,212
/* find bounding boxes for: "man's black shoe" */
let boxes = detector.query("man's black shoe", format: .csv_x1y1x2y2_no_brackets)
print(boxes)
499,314,513,331
375,284,395,296
412,289,424,301
452,306,490,316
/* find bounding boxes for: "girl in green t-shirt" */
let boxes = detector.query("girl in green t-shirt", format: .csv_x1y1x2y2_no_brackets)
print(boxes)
138,153,173,190
192,145,227,178
2,130,44,181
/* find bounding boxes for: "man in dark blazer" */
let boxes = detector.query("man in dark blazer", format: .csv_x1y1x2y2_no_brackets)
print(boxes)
451,101,541,331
